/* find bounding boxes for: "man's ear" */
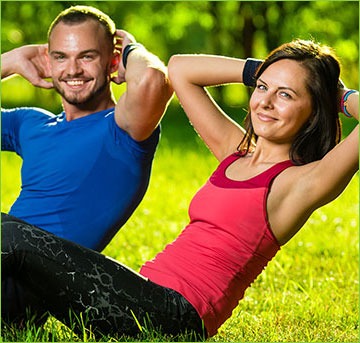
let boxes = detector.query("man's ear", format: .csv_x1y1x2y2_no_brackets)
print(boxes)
110,52,120,73
44,44,52,78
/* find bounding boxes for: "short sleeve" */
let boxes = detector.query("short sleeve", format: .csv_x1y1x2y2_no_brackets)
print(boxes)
1,108,24,154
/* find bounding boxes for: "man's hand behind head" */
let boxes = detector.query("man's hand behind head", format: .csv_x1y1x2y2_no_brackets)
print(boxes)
3,44,54,89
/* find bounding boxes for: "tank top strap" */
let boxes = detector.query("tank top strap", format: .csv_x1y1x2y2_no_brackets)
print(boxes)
216,153,243,173
256,159,294,187
212,153,294,188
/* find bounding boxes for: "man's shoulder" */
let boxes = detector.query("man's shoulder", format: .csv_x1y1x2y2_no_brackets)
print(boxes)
2,107,61,130
2,106,58,119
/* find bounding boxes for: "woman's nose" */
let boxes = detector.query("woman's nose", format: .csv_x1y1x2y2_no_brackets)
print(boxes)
259,93,274,109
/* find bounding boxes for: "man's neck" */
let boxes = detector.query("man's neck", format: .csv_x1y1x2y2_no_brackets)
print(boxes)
62,96,116,121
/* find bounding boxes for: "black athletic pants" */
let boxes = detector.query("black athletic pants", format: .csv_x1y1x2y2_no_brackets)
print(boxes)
1,213,205,338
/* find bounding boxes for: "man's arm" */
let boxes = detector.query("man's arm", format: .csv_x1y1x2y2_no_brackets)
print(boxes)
1,44,53,89
113,30,173,142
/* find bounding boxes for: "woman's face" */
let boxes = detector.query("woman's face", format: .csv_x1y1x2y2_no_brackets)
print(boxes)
249,59,313,144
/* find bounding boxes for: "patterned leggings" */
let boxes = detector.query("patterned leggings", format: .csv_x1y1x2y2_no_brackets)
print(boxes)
1,213,205,338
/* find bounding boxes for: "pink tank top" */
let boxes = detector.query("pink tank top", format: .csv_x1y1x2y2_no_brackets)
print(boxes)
140,153,293,337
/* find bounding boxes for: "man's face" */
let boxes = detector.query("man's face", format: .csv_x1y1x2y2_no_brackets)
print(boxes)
48,20,114,106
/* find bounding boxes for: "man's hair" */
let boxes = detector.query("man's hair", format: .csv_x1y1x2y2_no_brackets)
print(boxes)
238,39,342,165
47,5,116,46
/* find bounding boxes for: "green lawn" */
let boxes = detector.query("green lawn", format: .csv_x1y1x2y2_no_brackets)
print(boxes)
1,109,359,342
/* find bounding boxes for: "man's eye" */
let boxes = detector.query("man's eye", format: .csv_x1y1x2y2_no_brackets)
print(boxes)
54,55,65,61
82,55,94,61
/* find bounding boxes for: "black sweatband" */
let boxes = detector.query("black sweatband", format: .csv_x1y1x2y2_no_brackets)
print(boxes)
242,58,263,87
122,43,143,69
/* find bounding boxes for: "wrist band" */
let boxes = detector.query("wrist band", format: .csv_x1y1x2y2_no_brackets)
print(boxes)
242,58,263,87
122,43,143,69
341,89,357,118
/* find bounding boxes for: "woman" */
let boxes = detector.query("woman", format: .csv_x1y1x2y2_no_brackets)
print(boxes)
2,40,358,339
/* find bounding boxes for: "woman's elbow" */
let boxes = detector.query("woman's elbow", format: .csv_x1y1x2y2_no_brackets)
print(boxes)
168,55,185,84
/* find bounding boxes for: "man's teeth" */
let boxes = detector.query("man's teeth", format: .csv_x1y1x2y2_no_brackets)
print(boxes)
67,80,84,86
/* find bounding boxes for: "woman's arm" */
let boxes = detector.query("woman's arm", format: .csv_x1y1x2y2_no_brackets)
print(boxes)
297,89,359,210
312,89,358,201
268,89,358,245
341,88,359,120
168,54,254,161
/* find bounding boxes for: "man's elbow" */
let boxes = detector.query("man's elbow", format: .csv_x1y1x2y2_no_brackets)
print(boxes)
142,66,174,104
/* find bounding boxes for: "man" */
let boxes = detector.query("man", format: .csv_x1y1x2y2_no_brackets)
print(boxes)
1,5,173,251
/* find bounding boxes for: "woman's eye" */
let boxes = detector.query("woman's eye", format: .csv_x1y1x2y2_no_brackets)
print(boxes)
257,84,267,91
279,91,292,99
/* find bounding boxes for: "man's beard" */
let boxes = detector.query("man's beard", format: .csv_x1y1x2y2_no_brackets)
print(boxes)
53,78,109,106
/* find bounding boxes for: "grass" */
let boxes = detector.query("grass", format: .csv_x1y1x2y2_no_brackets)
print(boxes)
1,107,359,342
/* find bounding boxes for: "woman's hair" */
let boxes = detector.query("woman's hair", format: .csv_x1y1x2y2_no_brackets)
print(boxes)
238,39,342,165
47,5,116,49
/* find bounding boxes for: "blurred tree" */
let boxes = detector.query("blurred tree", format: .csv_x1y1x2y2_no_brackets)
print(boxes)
1,0,358,117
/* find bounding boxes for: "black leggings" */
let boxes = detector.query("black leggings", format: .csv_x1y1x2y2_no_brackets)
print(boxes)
1,213,205,339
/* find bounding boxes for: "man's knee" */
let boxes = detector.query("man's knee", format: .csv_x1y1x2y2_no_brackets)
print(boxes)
1,214,49,325
1,275,49,326
1,213,25,253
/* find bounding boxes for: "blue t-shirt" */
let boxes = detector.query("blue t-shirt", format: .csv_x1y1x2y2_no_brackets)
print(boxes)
2,107,160,251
